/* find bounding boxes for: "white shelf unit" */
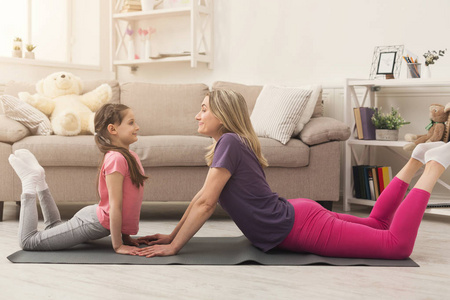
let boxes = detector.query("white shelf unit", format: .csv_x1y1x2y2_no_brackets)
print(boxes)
344,78,450,216
111,0,213,70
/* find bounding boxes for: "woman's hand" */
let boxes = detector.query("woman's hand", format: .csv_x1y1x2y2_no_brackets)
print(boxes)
114,244,140,256
137,234,173,246
122,234,143,247
135,244,178,258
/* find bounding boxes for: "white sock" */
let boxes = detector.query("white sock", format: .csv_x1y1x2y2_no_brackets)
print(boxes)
8,154,41,194
411,141,445,164
14,149,48,192
424,142,450,169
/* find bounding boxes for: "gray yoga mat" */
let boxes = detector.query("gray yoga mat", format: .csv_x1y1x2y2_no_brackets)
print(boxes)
7,236,418,267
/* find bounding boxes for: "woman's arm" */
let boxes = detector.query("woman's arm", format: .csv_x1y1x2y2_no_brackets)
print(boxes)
138,186,205,245
138,170,217,245
137,167,231,257
106,172,139,255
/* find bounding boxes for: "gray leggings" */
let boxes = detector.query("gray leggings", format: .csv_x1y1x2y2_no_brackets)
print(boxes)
19,189,110,251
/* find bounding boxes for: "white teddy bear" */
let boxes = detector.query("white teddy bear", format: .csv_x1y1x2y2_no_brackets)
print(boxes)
18,71,112,136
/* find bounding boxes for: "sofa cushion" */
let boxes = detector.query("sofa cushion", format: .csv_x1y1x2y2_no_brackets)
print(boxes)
250,85,312,144
259,137,309,167
12,135,214,168
4,79,120,104
0,115,30,143
120,82,209,136
212,81,323,118
131,135,213,167
300,117,351,146
212,81,263,115
11,134,309,169
1,95,53,135
292,85,322,136
13,135,102,167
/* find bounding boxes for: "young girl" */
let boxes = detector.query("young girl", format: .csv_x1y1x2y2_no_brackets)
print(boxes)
136,89,449,259
9,103,147,255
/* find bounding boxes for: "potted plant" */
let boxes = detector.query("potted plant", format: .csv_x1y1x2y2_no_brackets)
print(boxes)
24,44,36,59
371,107,410,141
12,37,23,58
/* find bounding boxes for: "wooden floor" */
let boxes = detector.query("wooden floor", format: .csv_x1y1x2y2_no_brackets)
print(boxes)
1,201,449,300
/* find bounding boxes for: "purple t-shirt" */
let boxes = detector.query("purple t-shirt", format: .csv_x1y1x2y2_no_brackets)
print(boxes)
211,133,295,252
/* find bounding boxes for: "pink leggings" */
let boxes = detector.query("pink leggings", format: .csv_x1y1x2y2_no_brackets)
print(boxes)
277,177,430,259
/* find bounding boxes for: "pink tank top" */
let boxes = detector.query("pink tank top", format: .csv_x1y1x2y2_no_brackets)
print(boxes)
96,150,144,235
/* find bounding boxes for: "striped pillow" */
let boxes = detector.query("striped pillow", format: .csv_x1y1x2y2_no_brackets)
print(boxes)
250,85,312,144
0,95,53,135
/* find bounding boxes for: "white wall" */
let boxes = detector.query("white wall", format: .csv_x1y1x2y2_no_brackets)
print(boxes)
3,0,450,87
117,0,450,87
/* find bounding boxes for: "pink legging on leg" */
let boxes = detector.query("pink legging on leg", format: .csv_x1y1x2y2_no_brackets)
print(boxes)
277,177,430,259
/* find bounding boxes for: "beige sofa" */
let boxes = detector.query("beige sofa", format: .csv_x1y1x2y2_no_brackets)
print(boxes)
0,80,350,221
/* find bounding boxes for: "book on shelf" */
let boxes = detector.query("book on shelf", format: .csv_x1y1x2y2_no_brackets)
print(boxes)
121,0,142,12
123,0,142,5
372,167,380,200
353,165,392,200
353,107,376,140
377,167,385,194
353,108,363,139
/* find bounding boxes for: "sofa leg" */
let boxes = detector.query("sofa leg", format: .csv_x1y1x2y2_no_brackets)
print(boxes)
0,201,3,222
317,201,333,211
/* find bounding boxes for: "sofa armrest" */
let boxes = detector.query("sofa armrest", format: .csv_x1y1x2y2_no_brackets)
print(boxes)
0,115,30,143
299,117,350,146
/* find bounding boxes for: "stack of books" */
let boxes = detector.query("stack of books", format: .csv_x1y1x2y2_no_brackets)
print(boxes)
352,165,392,200
353,107,376,140
121,0,142,13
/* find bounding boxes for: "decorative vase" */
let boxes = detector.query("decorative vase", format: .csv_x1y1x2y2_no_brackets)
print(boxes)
12,50,22,58
375,129,399,141
13,40,22,51
127,39,135,60
141,0,163,11
24,52,35,59
423,65,432,78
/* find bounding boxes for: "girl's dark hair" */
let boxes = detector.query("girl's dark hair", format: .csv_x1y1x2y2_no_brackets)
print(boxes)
94,103,148,188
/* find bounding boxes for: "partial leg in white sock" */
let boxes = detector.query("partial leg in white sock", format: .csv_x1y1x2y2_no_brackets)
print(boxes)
8,154,42,195
14,149,48,191
411,141,445,164
424,142,450,169
14,150,61,229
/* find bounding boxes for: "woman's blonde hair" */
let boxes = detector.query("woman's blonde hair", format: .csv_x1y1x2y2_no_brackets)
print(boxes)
205,89,268,168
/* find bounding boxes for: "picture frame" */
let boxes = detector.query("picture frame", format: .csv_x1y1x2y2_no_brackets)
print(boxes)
377,52,396,74
369,45,404,79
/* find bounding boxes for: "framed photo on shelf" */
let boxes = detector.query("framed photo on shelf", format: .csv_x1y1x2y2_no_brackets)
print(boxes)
377,52,396,74
369,45,404,79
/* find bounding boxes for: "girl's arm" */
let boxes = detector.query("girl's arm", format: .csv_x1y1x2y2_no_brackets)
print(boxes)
106,172,139,255
137,167,231,257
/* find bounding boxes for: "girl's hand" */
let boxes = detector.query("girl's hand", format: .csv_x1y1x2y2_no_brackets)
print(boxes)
122,235,142,246
115,244,140,256
138,234,173,246
136,244,177,258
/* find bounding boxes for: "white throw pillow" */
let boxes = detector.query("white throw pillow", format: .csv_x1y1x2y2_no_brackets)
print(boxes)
292,84,322,136
250,85,312,144
0,95,53,135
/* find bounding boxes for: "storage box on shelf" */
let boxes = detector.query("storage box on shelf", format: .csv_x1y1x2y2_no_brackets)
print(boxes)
344,78,450,216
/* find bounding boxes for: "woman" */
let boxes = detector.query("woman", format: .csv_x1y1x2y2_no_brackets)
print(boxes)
137,89,448,259
9,103,147,255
